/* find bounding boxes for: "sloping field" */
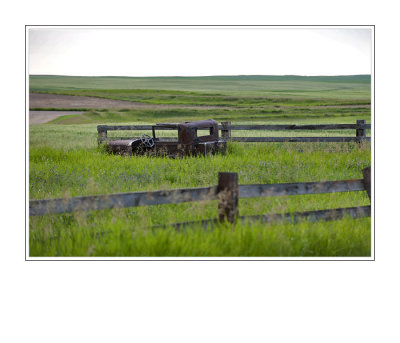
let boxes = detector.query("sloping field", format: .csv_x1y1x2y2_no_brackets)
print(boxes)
29,75,371,125
30,74,371,99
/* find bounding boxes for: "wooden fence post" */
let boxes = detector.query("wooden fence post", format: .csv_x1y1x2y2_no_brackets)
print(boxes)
97,127,107,144
221,121,231,140
362,166,371,201
217,172,238,223
356,120,366,141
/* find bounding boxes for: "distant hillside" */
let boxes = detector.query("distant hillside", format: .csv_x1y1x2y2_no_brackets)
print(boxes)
29,74,371,99
141,75,371,83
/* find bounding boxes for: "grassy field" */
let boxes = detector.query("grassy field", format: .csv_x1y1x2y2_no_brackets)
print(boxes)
29,75,372,257
40,108,370,125
30,74,371,99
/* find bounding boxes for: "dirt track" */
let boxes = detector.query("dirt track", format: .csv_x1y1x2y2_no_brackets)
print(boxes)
29,93,231,110
30,111,86,124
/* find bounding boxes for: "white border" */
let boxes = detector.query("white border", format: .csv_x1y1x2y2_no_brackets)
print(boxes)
26,25,375,261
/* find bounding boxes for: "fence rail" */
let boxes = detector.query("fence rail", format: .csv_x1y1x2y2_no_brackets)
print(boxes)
29,186,217,216
97,123,371,131
29,167,371,228
97,136,370,143
219,124,371,130
230,137,370,143
30,178,366,216
239,179,365,198
150,205,371,230
97,120,371,143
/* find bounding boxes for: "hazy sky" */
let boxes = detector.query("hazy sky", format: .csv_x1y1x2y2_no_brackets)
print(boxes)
28,27,372,76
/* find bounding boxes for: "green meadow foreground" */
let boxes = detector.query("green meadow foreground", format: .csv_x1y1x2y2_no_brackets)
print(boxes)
29,75,372,257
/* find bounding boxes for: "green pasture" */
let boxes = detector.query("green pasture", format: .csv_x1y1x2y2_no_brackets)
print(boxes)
28,75,372,257
30,74,371,99
29,129,371,257
31,88,371,107
47,108,370,125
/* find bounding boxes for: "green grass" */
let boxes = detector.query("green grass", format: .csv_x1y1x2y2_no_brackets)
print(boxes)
30,216,370,257
29,142,371,198
31,88,371,107
29,75,372,257
30,74,371,99
41,108,370,125
29,139,371,257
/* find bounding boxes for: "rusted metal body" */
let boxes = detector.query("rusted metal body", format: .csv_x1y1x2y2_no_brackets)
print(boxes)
106,119,226,157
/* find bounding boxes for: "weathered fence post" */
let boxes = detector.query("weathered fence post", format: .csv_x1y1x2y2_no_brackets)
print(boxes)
362,166,371,201
221,121,231,140
356,120,366,141
97,126,107,144
217,172,239,223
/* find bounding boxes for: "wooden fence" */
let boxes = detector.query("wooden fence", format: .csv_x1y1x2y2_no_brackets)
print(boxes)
97,120,371,144
29,167,371,229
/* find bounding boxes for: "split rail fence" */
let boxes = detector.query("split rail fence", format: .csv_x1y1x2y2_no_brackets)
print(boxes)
29,167,371,229
97,120,371,144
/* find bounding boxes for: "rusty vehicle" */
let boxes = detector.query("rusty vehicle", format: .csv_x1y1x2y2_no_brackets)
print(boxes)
106,119,227,157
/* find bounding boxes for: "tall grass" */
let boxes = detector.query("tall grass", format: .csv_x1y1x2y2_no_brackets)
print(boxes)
30,215,370,257
29,139,371,257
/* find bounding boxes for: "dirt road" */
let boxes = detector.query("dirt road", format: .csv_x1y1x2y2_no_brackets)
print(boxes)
29,111,86,124
29,93,231,110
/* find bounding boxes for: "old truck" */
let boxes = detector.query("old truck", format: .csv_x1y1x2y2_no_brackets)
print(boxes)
106,119,227,157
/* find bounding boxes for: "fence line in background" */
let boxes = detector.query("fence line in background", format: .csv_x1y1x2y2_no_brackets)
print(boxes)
97,119,371,143
97,137,370,143
230,137,370,142
97,122,372,132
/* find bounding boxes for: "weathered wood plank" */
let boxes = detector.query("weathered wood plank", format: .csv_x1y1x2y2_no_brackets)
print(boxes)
98,124,371,131
221,121,231,139
97,130,107,144
30,186,218,216
99,136,371,143
218,124,371,130
98,137,177,142
230,137,371,142
239,179,366,198
356,119,367,138
98,125,216,131
362,167,371,201
152,206,371,230
218,172,238,223
30,178,368,216
97,125,169,131
240,205,371,224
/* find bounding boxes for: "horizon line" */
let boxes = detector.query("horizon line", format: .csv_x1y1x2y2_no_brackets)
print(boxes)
29,74,371,78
